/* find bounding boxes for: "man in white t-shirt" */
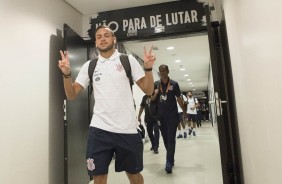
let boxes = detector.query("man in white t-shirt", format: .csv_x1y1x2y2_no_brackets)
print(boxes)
176,94,188,138
58,25,155,184
186,91,199,137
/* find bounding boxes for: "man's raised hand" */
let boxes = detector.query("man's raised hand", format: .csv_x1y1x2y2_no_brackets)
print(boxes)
143,46,156,69
58,50,71,75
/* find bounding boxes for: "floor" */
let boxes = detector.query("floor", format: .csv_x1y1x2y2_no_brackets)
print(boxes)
89,121,223,184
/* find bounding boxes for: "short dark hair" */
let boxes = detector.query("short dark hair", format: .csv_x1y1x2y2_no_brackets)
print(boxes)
95,25,115,37
159,64,169,72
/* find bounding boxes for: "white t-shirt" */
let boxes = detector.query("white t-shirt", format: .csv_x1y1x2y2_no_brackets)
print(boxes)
75,50,145,134
187,97,198,115
177,95,187,113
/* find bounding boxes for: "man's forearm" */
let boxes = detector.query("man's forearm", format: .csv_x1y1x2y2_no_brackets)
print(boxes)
63,77,76,100
151,92,158,101
143,71,154,95
177,98,186,112
138,108,142,118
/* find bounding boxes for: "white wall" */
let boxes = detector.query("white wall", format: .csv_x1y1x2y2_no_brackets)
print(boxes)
222,0,282,183
0,0,82,183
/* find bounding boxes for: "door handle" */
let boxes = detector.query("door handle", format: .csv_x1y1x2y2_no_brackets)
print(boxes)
209,100,227,104
63,99,67,120
209,92,228,116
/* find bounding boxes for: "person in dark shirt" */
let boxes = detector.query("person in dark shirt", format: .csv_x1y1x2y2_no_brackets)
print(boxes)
151,64,187,173
138,94,160,154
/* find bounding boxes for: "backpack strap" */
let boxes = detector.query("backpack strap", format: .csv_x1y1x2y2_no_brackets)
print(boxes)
88,58,98,95
120,53,134,92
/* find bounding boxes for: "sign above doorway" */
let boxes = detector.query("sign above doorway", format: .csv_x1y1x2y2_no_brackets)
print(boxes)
88,0,206,41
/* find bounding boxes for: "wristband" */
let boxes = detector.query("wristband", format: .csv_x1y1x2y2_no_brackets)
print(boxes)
62,71,72,78
144,68,152,72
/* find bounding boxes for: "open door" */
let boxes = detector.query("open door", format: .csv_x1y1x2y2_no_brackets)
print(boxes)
205,5,242,184
63,24,90,184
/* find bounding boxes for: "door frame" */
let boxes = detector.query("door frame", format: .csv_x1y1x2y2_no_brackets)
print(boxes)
205,5,243,184
63,3,243,184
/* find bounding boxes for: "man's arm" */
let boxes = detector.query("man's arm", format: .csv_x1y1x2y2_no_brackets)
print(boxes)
150,89,159,101
63,78,84,100
58,50,84,100
137,107,145,122
136,46,156,95
136,72,154,95
194,98,199,109
176,96,186,113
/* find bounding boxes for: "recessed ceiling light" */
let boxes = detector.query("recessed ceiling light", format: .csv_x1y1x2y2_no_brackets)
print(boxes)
193,89,196,91
167,46,174,50
175,60,181,63
184,74,189,77
187,79,191,81
192,85,194,87
189,82,193,84
180,68,186,71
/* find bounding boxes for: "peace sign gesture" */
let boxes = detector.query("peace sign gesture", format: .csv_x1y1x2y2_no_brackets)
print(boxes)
143,46,156,69
58,50,71,75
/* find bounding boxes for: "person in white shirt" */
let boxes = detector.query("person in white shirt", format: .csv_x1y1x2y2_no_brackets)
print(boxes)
176,94,188,138
58,25,155,184
186,91,199,136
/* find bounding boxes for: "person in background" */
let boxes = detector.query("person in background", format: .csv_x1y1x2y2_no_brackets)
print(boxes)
151,64,187,174
138,94,160,154
186,91,199,137
196,103,202,127
176,93,188,138
58,25,156,184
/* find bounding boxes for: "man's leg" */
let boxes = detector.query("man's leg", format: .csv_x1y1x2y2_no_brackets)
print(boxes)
191,114,197,136
180,117,187,138
93,175,108,184
177,123,183,138
180,119,186,129
126,172,144,184
192,120,197,136
197,111,202,127
159,120,168,150
86,128,114,183
146,122,155,150
187,119,193,136
153,121,160,153
177,112,184,138
165,116,178,173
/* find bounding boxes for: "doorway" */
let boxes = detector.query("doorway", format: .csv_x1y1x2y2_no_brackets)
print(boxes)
63,4,242,184
120,33,224,183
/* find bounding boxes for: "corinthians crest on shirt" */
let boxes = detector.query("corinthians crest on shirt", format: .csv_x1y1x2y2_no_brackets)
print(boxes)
116,63,124,72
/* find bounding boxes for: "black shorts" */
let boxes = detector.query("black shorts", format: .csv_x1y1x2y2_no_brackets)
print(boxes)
178,112,184,122
86,127,143,176
188,114,197,122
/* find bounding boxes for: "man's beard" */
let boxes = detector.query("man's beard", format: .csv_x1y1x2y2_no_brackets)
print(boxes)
97,43,114,52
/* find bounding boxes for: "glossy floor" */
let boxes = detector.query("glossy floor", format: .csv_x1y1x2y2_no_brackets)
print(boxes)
89,121,223,184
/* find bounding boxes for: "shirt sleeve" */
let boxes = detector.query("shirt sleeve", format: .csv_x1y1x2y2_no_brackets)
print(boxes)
174,82,181,97
183,95,188,102
128,55,145,82
75,60,91,89
140,95,146,107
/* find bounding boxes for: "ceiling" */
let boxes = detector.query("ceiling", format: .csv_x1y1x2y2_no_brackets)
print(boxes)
65,0,211,92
